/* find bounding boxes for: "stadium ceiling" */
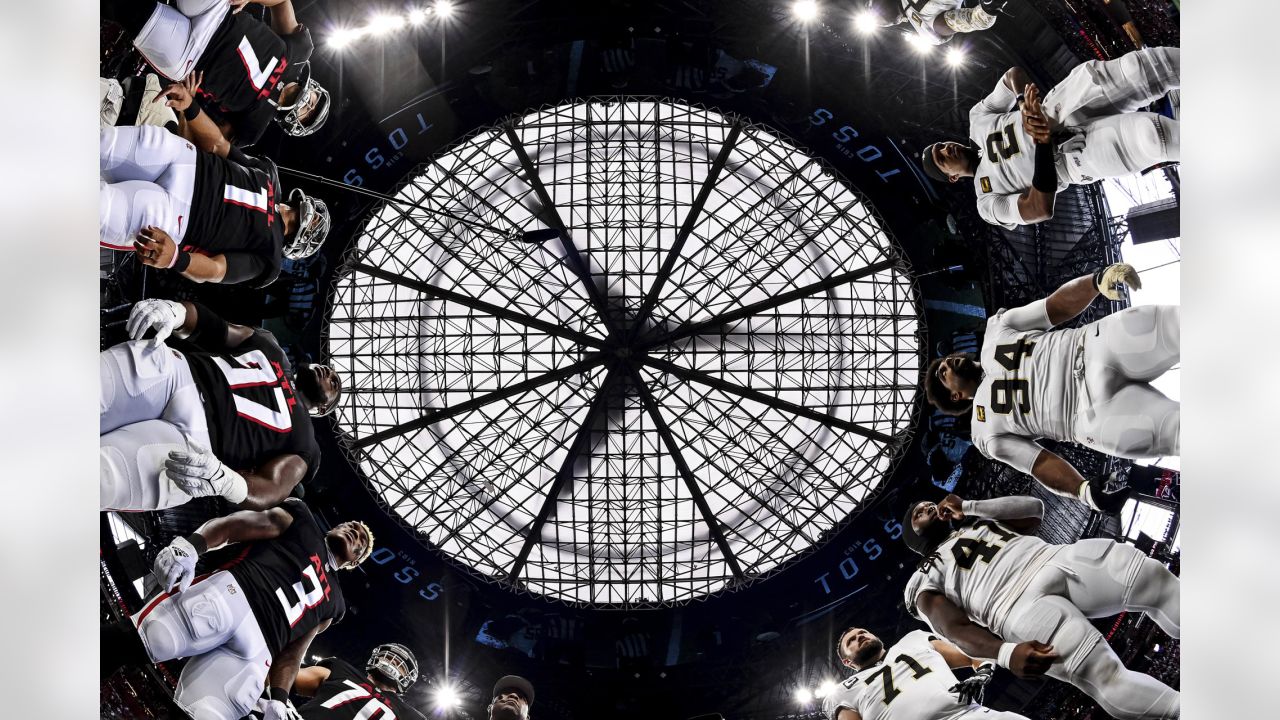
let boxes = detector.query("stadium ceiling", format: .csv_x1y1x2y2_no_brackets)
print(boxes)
327,97,923,608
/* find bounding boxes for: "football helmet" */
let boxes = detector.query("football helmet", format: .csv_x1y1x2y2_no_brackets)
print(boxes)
284,188,330,260
276,63,331,137
366,643,419,694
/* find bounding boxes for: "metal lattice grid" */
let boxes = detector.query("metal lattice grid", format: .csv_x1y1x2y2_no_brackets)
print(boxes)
326,97,924,608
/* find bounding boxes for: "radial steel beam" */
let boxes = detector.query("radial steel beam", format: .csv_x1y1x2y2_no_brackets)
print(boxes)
352,262,606,349
645,258,899,349
640,356,896,444
631,120,744,330
351,354,607,449
625,366,747,582
506,362,623,583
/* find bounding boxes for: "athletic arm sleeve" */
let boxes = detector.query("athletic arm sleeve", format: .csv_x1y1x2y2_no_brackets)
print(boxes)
998,297,1052,332
969,80,1018,128
221,251,277,287
976,191,1023,230
961,495,1044,521
979,434,1044,475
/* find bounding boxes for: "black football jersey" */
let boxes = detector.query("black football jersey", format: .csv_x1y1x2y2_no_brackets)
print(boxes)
182,328,320,481
194,11,315,146
202,499,344,656
185,145,284,287
297,658,427,720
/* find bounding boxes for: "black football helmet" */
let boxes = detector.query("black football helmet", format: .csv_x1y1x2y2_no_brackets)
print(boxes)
367,643,419,693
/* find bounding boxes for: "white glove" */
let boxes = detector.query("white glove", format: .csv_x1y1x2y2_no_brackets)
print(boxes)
165,445,249,504
153,536,199,593
126,299,187,348
253,695,303,720
1094,263,1142,301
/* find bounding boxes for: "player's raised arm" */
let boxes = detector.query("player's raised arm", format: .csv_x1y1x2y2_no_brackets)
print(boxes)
939,493,1043,535
1038,264,1144,326
152,506,294,592
261,618,332,711
915,591,1058,678
157,71,232,157
292,663,334,698
261,0,302,36
128,300,256,351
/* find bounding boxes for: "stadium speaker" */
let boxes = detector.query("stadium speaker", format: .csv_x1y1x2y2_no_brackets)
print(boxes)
1125,198,1179,244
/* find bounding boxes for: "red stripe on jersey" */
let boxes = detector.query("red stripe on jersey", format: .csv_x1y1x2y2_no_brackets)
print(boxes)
227,379,278,390
236,410,292,433
102,240,138,251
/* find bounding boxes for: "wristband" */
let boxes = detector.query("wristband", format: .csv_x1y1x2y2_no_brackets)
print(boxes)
183,104,200,121
996,642,1017,670
172,248,191,272
267,686,289,703
1031,142,1057,193
1091,268,1106,291
184,532,208,555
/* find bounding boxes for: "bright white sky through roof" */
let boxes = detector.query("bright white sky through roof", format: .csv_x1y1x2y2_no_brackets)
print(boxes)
1102,172,1180,472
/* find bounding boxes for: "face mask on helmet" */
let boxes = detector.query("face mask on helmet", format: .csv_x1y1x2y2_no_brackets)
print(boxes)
366,643,418,694
284,188,330,260
276,64,331,137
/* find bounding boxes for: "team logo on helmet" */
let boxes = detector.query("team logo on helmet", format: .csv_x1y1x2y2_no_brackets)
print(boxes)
284,188,330,260
276,63,331,137
367,643,419,694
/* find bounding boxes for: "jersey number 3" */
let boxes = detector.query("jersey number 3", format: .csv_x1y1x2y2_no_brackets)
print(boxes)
213,349,293,432
990,340,1035,414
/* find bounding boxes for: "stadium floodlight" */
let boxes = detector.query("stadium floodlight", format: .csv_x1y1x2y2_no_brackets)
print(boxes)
434,0,456,18
946,47,966,67
853,10,881,35
434,685,462,710
408,8,430,25
815,679,838,698
793,1,820,22
906,32,933,54
367,13,404,36
796,687,814,704
327,27,360,49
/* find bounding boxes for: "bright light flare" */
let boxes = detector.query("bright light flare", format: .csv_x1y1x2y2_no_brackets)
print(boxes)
795,687,814,704
906,32,934,55
792,1,820,22
815,680,838,699
327,27,361,49
853,10,880,34
408,8,430,25
434,685,462,710
366,14,404,36
946,47,966,67
434,1,455,18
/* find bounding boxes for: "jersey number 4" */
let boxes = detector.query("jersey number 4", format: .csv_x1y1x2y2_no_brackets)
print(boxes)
213,349,293,432
985,124,1022,164
322,679,398,719
990,340,1035,414
865,654,933,706
951,521,1017,570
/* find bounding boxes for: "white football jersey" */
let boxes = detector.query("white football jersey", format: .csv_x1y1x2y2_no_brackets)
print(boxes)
822,630,972,720
968,298,1089,474
904,520,1063,638
968,80,1069,229
895,0,964,45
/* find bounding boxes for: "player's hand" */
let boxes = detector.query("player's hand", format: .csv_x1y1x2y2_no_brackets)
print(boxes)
126,299,187,348
153,536,199,593
1009,641,1059,677
1021,84,1053,144
230,0,254,15
1094,262,1142,300
937,494,966,522
949,661,995,704
165,445,247,501
156,71,203,113
253,695,303,720
135,226,177,269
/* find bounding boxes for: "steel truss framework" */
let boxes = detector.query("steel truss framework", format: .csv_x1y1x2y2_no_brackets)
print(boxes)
326,98,924,608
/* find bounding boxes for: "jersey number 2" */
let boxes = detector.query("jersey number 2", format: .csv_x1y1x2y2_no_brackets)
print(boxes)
213,349,293,432
866,654,933,706
985,123,1022,164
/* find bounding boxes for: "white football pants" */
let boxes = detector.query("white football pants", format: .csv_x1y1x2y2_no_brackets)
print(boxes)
132,570,271,720
100,340,211,511
100,125,196,250
1074,305,1180,459
1002,539,1180,720
1043,46,1180,183
132,0,227,81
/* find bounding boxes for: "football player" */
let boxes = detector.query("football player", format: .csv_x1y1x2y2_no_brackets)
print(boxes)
101,499,373,720
285,644,427,720
100,124,329,287
924,264,1177,513
920,47,1179,228
487,676,535,720
862,0,1009,46
901,494,1179,720
103,0,329,149
101,299,340,511
824,626,1029,720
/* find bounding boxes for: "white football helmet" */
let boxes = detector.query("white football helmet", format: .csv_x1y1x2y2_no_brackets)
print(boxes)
276,63,331,137
366,643,419,694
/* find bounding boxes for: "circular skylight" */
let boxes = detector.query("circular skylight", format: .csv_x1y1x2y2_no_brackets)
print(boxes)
327,98,922,608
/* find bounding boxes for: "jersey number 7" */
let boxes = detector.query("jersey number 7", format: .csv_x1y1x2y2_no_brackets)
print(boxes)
322,679,398,719
865,654,934,706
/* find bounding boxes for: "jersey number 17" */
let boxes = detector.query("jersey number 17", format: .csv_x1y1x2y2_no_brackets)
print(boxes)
213,349,294,432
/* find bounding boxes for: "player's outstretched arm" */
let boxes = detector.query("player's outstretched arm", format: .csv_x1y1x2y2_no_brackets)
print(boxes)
943,494,1044,535
1042,273,1106,326
261,0,301,36
267,618,331,698
917,592,1059,678
931,636,986,670
239,454,309,511
292,664,333,698
193,506,295,551
177,301,257,351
